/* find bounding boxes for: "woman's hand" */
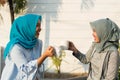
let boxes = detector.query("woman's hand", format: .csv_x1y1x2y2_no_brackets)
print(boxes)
37,46,54,66
44,46,54,57
68,41,78,53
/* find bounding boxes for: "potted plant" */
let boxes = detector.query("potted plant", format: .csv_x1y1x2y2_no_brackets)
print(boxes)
44,45,88,79
45,46,66,78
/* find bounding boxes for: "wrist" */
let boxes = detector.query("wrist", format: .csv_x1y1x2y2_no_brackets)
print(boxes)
42,52,48,58
37,53,47,66
72,48,78,53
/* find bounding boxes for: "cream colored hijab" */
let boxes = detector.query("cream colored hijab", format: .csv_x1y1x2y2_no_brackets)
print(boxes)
90,18,120,52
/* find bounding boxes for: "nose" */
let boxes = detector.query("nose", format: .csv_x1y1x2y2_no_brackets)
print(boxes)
39,28,41,32
92,33,94,37
38,27,41,32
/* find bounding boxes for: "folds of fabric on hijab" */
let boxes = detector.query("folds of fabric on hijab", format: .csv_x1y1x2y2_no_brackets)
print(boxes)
90,18,120,52
3,14,42,59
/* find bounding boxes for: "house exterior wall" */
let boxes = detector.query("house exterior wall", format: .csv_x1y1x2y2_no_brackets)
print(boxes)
0,4,11,78
26,0,120,73
0,3,11,47
0,0,120,74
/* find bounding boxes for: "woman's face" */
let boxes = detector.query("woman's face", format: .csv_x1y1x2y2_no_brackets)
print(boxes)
35,20,41,38
92,29,100,43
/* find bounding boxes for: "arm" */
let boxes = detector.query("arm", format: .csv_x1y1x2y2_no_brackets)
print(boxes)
10,45,38,80
36,46,54,80
68,41,95,64
37,46,54,66
73,51,88,64
10,45,38,79
10,45,54,79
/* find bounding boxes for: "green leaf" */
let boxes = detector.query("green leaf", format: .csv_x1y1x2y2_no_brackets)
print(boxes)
13,0,27,14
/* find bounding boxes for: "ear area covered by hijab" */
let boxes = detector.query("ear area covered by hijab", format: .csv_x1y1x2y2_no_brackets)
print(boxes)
3,14,42,59
90,18,120,52
106,18,120,41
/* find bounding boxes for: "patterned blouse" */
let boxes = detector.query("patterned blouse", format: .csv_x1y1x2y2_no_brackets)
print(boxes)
1,40,43,80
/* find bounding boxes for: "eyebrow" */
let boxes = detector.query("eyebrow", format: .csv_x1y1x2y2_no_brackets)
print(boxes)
37,22,40,25
37,23,40,25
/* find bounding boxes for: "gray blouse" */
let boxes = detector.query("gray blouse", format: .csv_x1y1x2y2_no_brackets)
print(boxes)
73,43,120,80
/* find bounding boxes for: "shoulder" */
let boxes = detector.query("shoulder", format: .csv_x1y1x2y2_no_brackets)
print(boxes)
10,44,26,56
11,44,25,52
109,46,119,54
33,39,43,51
107,46,119,59
35,39,42,48
9,44,26,60
37,39,42,45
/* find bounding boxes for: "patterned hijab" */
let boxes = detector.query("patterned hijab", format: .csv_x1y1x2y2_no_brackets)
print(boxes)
4,14,42,59
90,18,120,52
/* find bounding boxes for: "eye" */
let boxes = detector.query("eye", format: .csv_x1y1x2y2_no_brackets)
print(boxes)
36,20,41,28
36,24,40,27
93,30,95,32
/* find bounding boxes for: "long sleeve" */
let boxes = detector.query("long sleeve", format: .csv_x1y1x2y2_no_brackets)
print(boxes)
1,40,43,80
73,51,88,64
73,42,95,64
10,44,38,80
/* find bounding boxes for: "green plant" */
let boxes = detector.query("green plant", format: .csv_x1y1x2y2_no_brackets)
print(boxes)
13,0,27,14
45,47,67,78
51,50,66,74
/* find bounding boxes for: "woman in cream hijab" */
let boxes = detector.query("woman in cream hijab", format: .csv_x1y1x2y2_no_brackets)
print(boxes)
69,18,120,80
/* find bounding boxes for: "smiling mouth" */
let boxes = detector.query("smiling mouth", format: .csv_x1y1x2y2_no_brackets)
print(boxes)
37,32,39,35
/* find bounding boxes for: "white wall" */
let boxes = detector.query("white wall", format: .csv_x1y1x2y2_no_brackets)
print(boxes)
0,3,11,47
0,3,11,78
26,0,120,73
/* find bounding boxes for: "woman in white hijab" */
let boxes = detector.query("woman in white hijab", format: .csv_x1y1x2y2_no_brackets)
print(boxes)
68,18,120,80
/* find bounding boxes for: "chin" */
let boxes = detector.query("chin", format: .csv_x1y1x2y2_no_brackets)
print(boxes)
35,35,39,38
37,36,39,38
95,41,100,43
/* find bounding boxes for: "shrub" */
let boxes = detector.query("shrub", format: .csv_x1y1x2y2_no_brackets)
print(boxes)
13,0,27,14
